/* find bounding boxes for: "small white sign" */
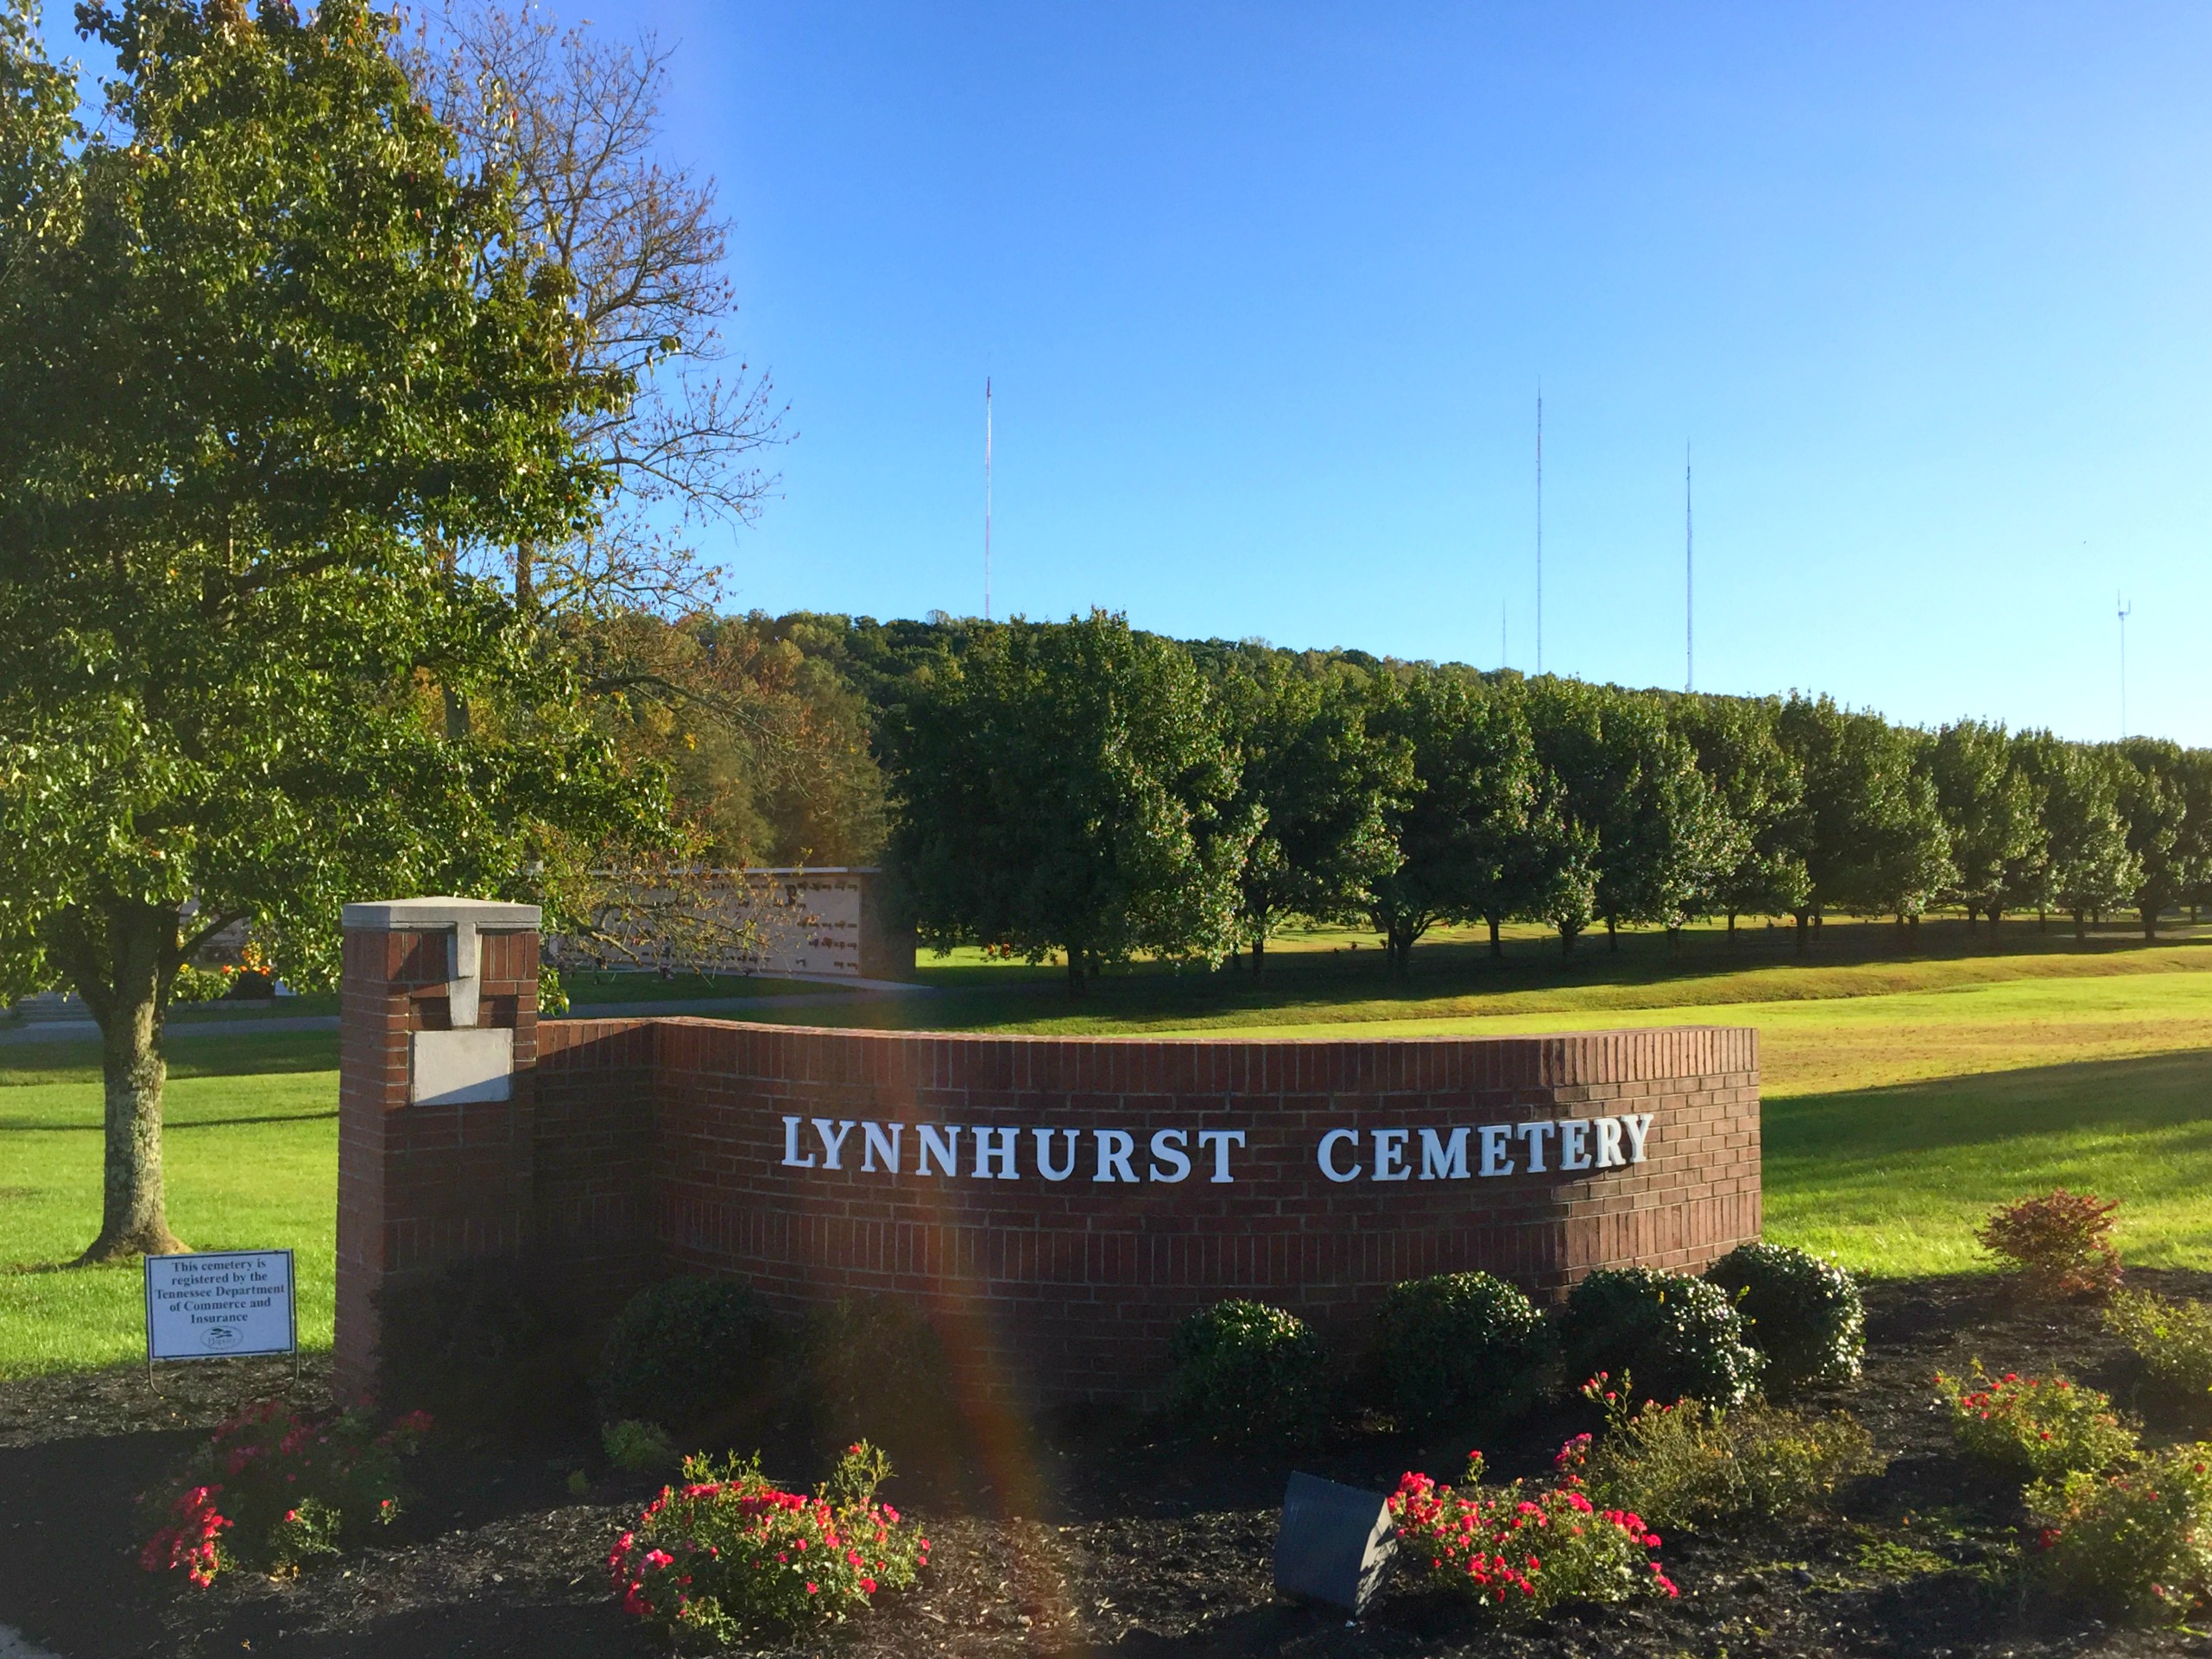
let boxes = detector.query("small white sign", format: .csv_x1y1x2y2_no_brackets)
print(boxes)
144,1250,296,1362
410,1028,515,1106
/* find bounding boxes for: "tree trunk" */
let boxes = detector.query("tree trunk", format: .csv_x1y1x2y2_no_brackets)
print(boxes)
1487,914,1502,958
1666,924,1681,953
1559,924,1578,957
2073,909,2087,941
516,538,536,614
1793,910,1810,953
1065,947,1085,997
1963,904,1976,932
1605,915,1619,952
1908,913,1919,948
70,902,186,1263
1988,903,2004,933
1250,934,1266,976
2038,908,2047,933
1726,912,1737,943
2143,904,2159,940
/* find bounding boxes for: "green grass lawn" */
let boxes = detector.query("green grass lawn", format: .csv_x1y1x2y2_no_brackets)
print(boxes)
8,922,2212,1377
0,1033,338,1377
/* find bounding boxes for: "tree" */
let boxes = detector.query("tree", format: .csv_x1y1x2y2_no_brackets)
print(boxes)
0,0,673,1261
881,613,1255,991
1212,652,1411,971
1527,681,1731,951
1773,696,1952,947
414,0,782,617
2112,740,2193,938
1926,719,2037,929
1673,694,1807,937
1363,668,1538,976
2013,733,2137,938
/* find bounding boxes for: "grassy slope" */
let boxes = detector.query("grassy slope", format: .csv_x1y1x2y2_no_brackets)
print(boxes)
9,932,2212,1375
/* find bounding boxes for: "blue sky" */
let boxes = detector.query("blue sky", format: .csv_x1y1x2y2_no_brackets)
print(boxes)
48,3,2212,742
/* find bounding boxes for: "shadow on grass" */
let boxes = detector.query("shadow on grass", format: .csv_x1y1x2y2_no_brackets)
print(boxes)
0,1109,338,1134
1767,1046,2212,1232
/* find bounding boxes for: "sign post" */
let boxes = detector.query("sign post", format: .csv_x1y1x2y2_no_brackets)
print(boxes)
144,1251,298,1382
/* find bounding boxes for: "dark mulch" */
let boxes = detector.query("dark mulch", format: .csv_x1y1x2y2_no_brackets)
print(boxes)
9,1274,2212,1658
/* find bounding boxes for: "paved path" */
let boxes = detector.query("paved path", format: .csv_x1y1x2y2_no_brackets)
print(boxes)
0,985,937,1046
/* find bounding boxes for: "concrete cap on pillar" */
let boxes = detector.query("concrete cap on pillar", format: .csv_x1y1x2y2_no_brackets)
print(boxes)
340,897,543,932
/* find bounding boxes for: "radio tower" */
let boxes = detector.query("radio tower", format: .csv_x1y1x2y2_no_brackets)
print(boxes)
983,377,994,621
2118,591,2132,738
1535,388,1544,675
1684,442,1694,693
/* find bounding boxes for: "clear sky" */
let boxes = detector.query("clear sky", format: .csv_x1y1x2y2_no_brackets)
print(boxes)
47,3,2212,743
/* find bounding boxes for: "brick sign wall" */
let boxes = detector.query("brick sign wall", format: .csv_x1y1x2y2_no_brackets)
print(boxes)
337,908,1761,1404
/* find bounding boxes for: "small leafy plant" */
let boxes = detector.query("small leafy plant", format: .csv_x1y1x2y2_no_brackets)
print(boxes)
1975,1189,2122,1300
1559,1372,1880,1531
1937,1362,2138,1482
597,1277,791,1444
140,1399,429,1586
1705,1243,1866,1392
1168,1299,1328,1445
2105,1288,2212,1406
2030,1443,2212,1622
1557,1268,1764,1408
1389,1451,1678,1619
607,1441,928,1645
1369,1271,1548,1431
603,1418,677,1473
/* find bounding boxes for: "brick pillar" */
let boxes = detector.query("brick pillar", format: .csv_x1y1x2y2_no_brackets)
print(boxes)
334,897,542,1398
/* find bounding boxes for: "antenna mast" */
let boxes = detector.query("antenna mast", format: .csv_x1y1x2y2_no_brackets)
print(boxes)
1535,388,1544,675
2118,591,2132,738
983,377,994,621
1684,442,1694,694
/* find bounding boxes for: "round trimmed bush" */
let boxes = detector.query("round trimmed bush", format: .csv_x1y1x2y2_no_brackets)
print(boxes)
1558,1267,1764,1408
1369,1271,1548,1430
376,1257,591,1443
1168,1300,1328,1445
596,1277,792,1442
799,1294,958,1467
1705,1243,1865,1392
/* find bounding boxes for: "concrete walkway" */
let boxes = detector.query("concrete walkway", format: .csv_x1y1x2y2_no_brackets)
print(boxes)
0,984,936,1046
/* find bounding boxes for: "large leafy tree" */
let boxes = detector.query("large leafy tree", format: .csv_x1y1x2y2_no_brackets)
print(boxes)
1926,719,2037,928
1211,651,1410,972
1364,668,1538,975
1526,680,1731,951
0,0,673,1261
881,612,1255,992
2112,739,2195,938
1672,693,1807,937
1773,696,1952,946
2012,732,2138,937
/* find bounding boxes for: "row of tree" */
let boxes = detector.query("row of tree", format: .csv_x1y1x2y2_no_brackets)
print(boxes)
863,612,2203,986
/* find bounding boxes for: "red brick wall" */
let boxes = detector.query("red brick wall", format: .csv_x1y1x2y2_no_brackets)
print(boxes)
339,924,1760,1405
636,1018,1759,1404
334,928,539,1395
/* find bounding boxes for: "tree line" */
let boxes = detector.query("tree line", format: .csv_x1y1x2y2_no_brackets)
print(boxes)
762,611,2203,989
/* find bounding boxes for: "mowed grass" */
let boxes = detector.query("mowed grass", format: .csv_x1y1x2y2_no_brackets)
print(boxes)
0,1033,337,1377
8,935,2212,1375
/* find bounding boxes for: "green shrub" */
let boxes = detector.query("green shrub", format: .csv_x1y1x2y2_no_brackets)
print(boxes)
2105,1288,2212,1406
1369,1271,1547,1431
1390,1451,1678,1618
1976,1189,2123,1300
1704,1243,1865,1391
597,1278,791,1445
602,1419,676,1474
2030,1443,2212,1622
609,1441,928,1642
140,1399,428,1586
1558,1373,1880,1531
376,1257,590,1442
800,1295,959,1465
1167,1300,1328,1445
1557,1269,1764,1408
1937,1361,2139,1482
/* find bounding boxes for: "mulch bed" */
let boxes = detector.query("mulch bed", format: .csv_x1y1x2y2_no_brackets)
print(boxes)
9,1274,2212,1658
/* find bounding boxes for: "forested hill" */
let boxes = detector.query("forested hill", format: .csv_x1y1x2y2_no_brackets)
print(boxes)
606,609,2200,978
